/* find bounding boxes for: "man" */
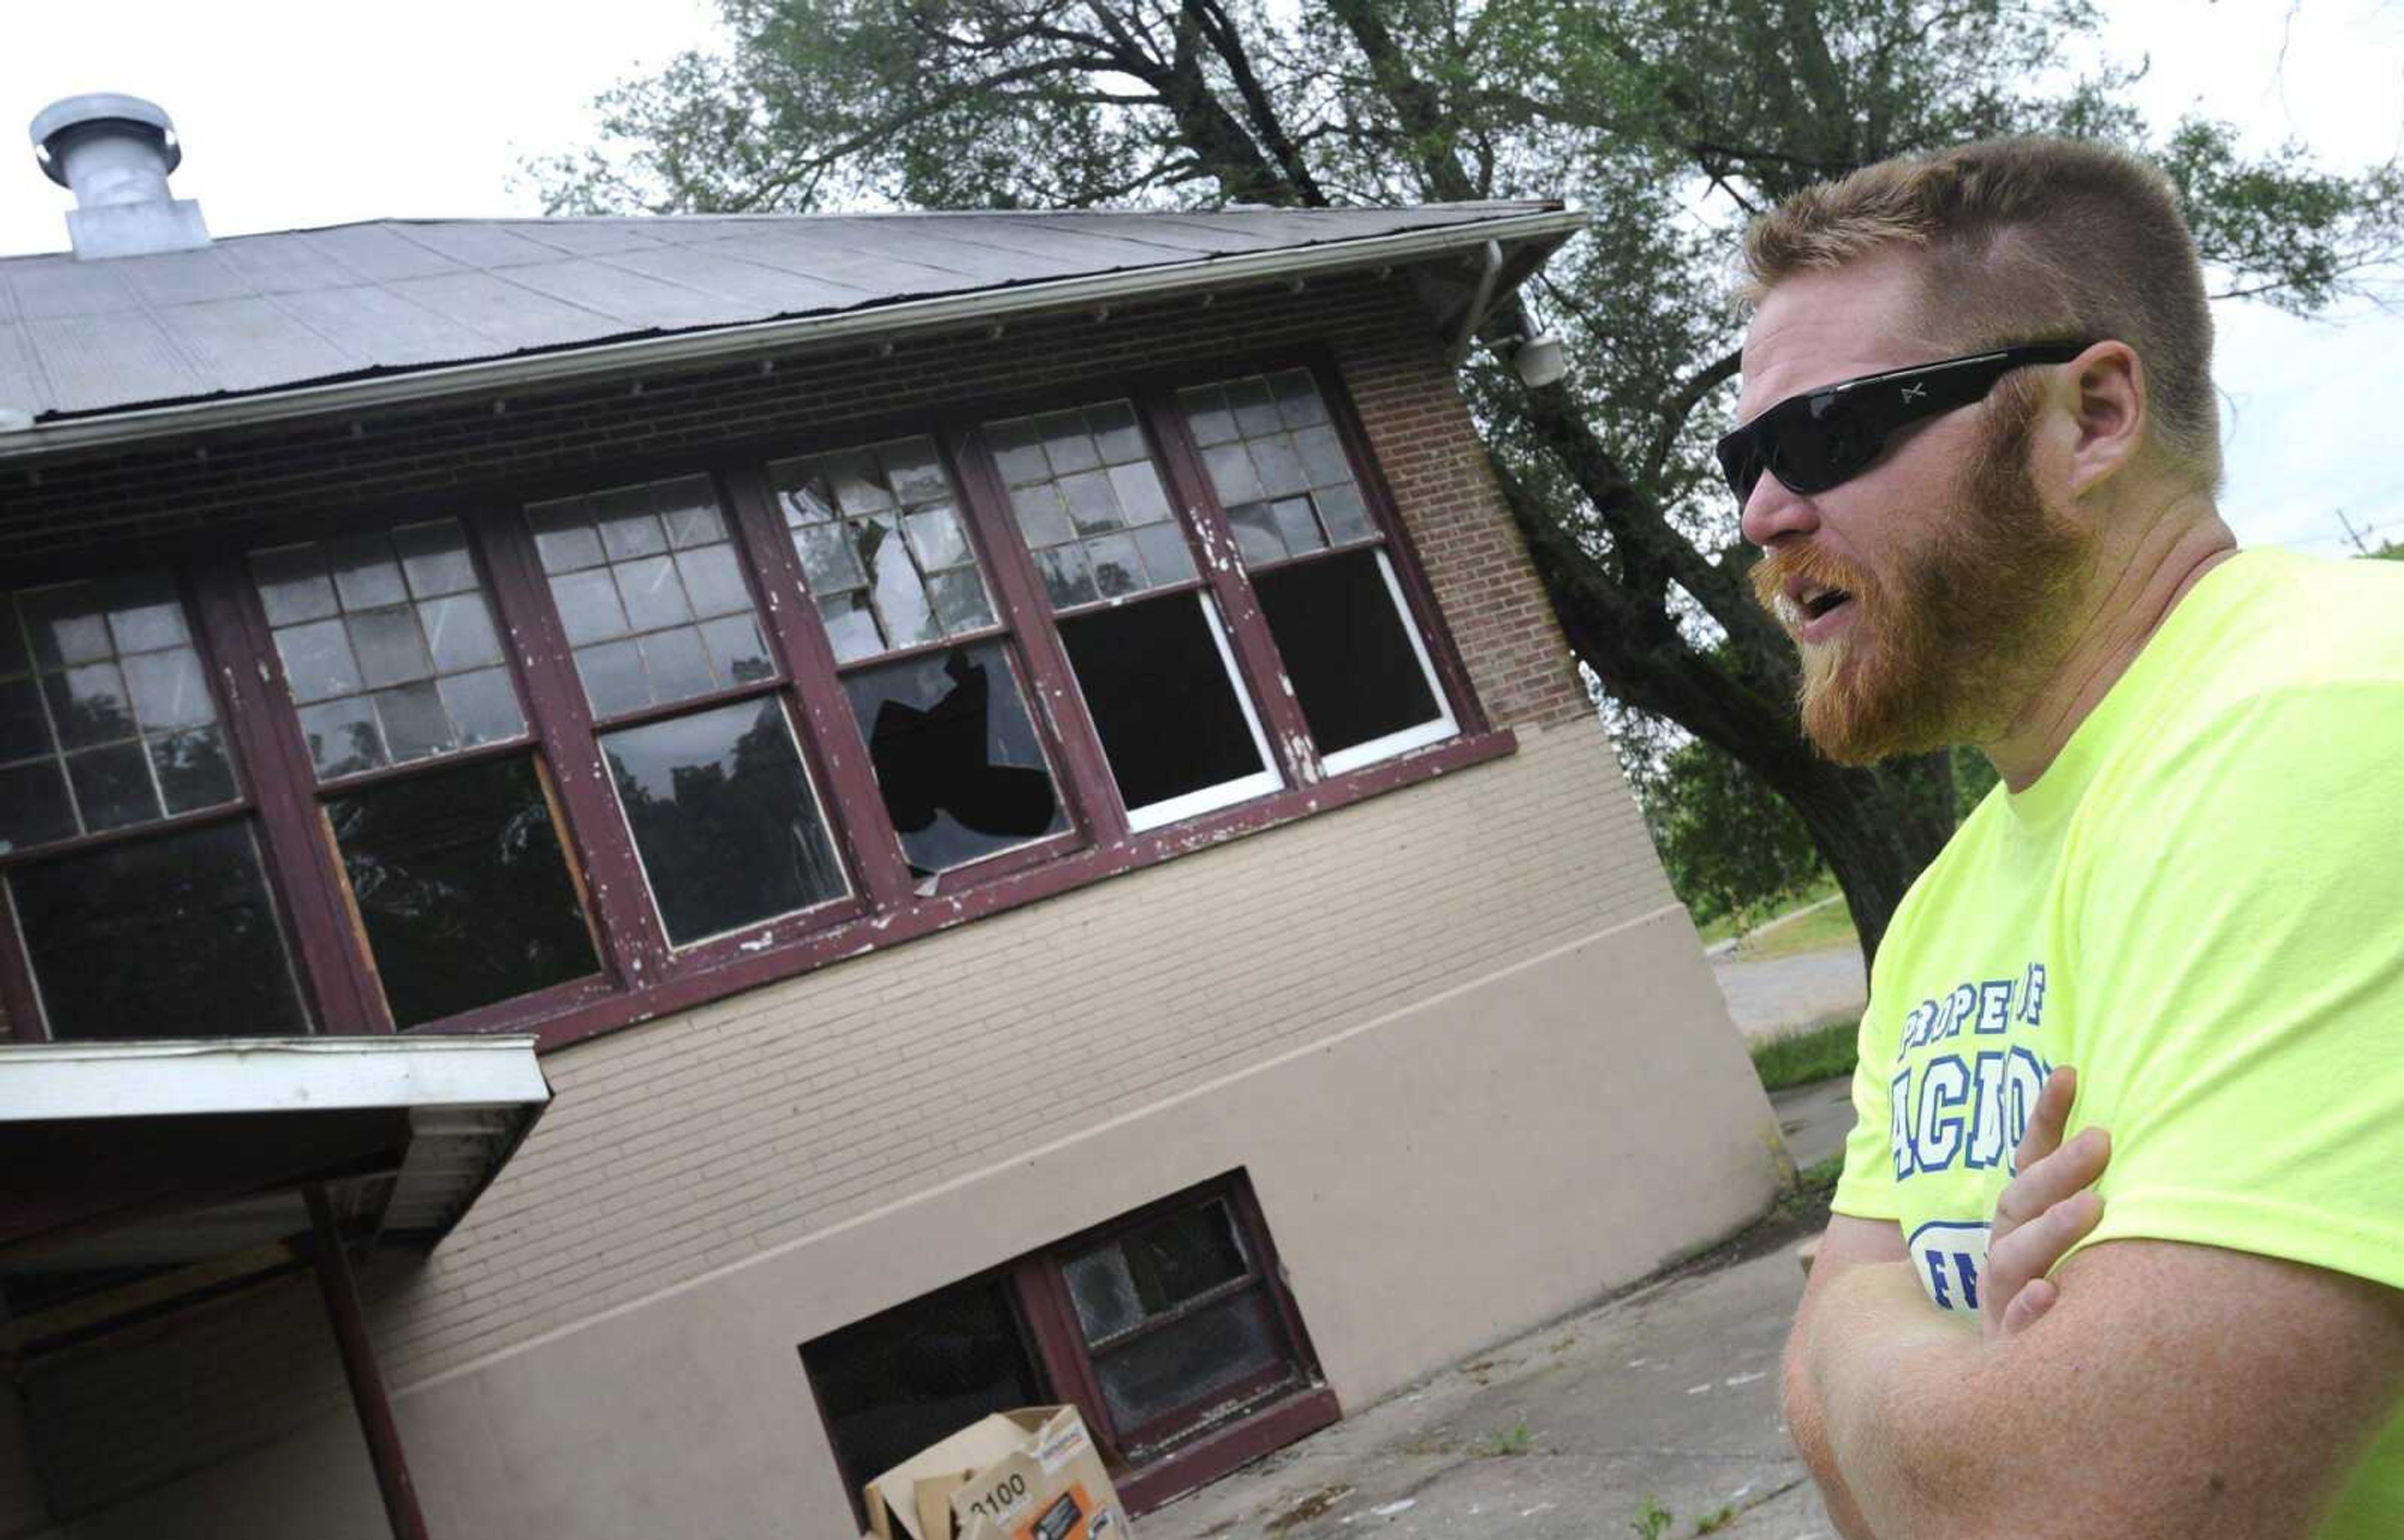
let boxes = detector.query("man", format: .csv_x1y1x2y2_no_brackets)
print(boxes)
1733,136,2404,1537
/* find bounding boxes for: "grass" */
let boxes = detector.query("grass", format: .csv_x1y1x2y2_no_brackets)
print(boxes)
1474,1419,1534,1457
1748,1015,1858,1093
1695,1505,1739,1535
1731,898,1859,962
1775,1152,1847,1224
1692,873,1840,948
1629,1497,1675,1540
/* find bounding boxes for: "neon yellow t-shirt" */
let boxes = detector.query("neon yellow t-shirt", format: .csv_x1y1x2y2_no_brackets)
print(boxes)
1832,548,2404,1535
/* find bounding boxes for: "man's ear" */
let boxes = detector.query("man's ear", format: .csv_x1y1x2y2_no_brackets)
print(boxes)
2063,341,2145,496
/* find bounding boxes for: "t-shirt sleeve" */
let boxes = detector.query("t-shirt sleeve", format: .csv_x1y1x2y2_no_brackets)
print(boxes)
2065,684,2404,1291
1831,1008,1903,1222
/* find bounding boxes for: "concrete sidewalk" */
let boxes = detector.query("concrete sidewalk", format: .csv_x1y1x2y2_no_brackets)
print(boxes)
1141,1243,1833,1539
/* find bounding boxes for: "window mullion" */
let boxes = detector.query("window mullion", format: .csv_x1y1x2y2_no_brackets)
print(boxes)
1136,386,1323,787
471,505,672,988
188,555,390,1033
943,420,1133,845
716,463,915,913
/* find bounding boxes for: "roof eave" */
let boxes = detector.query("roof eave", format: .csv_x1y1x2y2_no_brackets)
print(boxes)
0,206,1587,463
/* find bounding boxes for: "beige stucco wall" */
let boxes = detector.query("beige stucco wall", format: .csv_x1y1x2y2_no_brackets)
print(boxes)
16,717,1783,1538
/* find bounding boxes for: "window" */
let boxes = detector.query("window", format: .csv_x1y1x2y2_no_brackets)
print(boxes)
247,523,601,1029
982,401,1278,830
1177,371,1456,772
771,439,1069,882
527,475,851,947
0,573,311,1040
5,354,1489,1049
799,1173,1332,1526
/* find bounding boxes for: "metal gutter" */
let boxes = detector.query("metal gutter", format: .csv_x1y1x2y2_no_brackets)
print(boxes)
0,206,1587,461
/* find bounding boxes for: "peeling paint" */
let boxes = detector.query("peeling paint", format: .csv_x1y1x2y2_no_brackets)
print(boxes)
737,931,776,953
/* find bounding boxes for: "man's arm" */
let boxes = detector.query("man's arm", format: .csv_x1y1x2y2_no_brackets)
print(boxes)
1804,1240,2404,1539
1782,1213,1907,1540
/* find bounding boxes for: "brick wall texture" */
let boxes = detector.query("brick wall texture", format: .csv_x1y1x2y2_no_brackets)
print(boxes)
12,273,1669,1517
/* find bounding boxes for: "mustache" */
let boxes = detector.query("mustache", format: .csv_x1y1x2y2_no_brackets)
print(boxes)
1750,542,1877,615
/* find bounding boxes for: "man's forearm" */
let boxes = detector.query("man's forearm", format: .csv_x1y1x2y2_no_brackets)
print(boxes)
1792,1260,1983,1537
1780,1330,1881,1540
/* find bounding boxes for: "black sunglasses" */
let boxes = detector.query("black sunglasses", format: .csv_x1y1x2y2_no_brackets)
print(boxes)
1715,341,2090,504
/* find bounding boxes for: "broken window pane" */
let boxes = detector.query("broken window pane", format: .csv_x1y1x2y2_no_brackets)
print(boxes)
527,480,781,719
841,643,1066,878
327,753,600,1028
771,440,1004,664
1183,371,1377,563
1059,595,1269,821
1254,550,1444,759
1092,1290,1287,1437
989,401,1193,612
10,818,308,1040
252,526,525,780
603,697,848,947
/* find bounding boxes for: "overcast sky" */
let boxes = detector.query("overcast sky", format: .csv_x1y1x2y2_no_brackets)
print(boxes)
2,0,2397,555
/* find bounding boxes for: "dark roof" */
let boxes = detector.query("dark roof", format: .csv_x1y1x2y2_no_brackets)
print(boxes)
0,202,1575,428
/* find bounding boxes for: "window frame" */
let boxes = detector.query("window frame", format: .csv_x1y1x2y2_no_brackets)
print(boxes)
3,343,1509,1051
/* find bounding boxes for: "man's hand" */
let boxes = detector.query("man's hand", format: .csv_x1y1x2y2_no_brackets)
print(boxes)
1981,1065,2109,1340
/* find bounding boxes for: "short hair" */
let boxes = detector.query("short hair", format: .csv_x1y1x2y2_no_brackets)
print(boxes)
1741,136,2221,492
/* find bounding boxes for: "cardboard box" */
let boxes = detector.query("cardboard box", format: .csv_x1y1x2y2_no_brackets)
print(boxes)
864,1405,1130,1540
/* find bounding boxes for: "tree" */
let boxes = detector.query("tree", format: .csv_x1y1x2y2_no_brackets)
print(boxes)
531,0,2404,963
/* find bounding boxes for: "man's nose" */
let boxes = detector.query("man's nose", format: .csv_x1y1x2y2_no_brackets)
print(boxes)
1740,471,1820,550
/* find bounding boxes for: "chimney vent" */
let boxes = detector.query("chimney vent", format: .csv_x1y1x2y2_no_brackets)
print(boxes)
29,93,211,260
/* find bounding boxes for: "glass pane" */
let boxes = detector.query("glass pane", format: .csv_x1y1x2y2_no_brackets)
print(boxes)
1132,1199,1250,1310
1086,399,1147,465
1007,483,1074,548
1092,1290,1288,1437
328,754,599,1028
903,505,972,572
1226,377,1282,436
439,667,526,748
613,554,694,633
44,663,136,749
393,521,480,599
926,569,995,635
574,639,652,719
661,485,729,548
1270,498,1326,555
883,438,950,505
1109,461,1173,526
98,570,190,654
1059,471,1122,535
1250,435,1309,500
249,546,339,626
1294,424,1350,488
675,545,752,619
151,727,238,815
698,614,775,687
1201,443,1264,506
1255,549,1442,757
1179,385,1236,446
0,761,76,851
22,587,114,670
1271,369,1328,428
549,568,632,647
0,676,53,763
1222,504,1289,567
1315,483,1377,545
66,743,162,831
794,523,866,593
1035,410,1100,475
123,647,215,731
1032,545,1097,610
9,819,309,1039
861,518,939,650
279,613,370,701
604,697,847,946
841,644,1066,878
375,682,456,764
526,501,607,572
776,472,840,527
1087,535,1144,598
1060,596,1266,816
297,696,387,779
984,418,1050,486
347,607,436,690
638,627,716,704
825,449,893,514
818,593,884,665
419,593,505,674
1131,523,1196,586
327,534,409,612
593,487,667,561
1064,1246,1144,1342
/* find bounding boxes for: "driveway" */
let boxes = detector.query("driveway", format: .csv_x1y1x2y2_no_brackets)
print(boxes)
1710,945,1866,1044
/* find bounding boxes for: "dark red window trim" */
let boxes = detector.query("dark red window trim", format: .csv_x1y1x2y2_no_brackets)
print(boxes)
0,343,1511,1050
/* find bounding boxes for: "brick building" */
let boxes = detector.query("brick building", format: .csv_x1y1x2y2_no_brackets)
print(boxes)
0,98,1782,1538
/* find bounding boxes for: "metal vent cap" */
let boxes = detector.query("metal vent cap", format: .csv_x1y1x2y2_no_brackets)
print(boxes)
29,93,182,189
